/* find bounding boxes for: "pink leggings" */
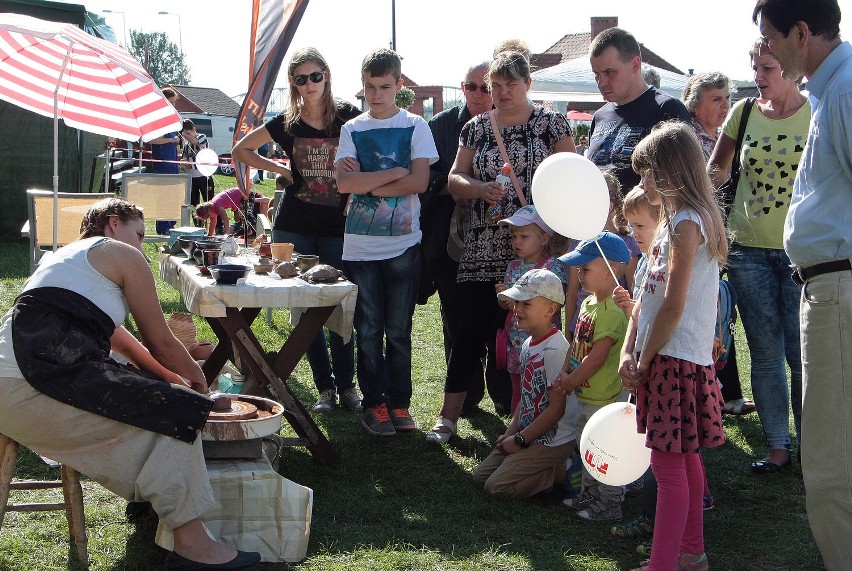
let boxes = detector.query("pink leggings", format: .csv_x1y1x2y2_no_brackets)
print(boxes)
648,450,705,570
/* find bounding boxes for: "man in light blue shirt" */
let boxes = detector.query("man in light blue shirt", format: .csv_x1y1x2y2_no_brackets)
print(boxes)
754,1,852,568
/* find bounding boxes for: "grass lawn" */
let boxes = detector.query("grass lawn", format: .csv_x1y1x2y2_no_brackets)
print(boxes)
0,204,821,570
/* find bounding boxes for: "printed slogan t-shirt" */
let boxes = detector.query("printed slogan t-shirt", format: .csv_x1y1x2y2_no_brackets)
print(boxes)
265,101,362,237
336,108,438,261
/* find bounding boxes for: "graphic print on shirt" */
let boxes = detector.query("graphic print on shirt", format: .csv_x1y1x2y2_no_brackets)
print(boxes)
742,133,802,218
345,126,415,236
571,309,597,397
518,350,556,444
588,121,645,169
642,243,667,296
292,137,341,207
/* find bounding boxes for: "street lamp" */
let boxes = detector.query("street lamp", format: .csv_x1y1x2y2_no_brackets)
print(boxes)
102,9,126,49
157,11,184,84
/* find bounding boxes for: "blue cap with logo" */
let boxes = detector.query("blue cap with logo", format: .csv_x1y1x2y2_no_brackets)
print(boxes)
558,231,631,266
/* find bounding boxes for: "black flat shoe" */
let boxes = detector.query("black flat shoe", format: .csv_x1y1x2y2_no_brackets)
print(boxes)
751,457,792,474
168,550,261,570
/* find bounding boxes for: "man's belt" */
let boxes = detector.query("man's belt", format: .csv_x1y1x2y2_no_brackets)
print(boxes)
792,259,852,285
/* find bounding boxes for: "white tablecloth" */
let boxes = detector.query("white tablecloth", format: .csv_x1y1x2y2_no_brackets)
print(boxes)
159,253,357,342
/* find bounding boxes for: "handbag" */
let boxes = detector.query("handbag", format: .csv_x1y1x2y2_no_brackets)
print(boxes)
718,97,756,220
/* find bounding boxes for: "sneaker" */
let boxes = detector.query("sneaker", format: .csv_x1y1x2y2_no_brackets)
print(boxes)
312,389,337,412
388,407,416,432
611,514,654,539
637,539,653,557
339,387,363,412
563,454,582,499
703,494,714,511
577,498,623,523
562,490,595,510
362,404,395,436
625,476,644,497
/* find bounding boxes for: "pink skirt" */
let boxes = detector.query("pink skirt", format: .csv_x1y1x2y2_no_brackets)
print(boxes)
636,354,725,453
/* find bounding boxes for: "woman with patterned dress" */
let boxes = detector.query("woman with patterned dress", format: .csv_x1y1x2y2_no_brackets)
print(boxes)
426,50,575,444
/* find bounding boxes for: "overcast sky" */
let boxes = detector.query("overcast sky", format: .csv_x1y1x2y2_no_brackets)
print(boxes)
74,0,852,104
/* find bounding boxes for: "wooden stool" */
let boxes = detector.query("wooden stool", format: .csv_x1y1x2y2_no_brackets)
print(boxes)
0,434,88,567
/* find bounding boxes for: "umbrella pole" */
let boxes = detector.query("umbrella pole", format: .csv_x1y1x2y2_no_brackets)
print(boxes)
53,43,73,251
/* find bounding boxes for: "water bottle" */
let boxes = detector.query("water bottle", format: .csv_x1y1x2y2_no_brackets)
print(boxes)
486,163,513,223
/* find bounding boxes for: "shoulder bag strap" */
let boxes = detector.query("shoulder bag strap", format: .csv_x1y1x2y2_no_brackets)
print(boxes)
489,110,527,207
730,97,756,178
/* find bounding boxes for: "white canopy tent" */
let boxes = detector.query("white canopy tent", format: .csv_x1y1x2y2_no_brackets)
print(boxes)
530,56,690,103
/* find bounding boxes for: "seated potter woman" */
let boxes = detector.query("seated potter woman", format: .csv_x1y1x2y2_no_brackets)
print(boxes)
0,197,260,570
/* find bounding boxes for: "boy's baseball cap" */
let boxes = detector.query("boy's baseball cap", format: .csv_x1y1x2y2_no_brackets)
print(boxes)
498,205,554,235
499,268,565,305
558,231,630,267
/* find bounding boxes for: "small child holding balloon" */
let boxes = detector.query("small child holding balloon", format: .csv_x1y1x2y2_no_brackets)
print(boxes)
473,268,579,499
619,121,726,571
553,231,630,523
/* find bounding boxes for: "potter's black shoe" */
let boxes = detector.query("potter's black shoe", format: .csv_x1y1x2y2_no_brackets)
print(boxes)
168,550,261,570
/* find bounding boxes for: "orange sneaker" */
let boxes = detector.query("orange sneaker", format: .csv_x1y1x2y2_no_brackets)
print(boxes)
362,404,395,436
388,407,416,432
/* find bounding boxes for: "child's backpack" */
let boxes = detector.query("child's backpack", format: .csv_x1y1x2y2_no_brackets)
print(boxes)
713,279,737,370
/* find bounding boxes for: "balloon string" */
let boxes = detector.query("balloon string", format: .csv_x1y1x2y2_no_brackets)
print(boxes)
594,239,621,288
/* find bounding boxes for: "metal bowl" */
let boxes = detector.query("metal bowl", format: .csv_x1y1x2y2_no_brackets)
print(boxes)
208,264,251,285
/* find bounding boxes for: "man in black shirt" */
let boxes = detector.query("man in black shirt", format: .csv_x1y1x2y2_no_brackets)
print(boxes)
419,61,492,413
587,28,691,192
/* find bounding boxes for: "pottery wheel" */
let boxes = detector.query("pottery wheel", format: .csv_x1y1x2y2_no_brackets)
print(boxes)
208,400,258,420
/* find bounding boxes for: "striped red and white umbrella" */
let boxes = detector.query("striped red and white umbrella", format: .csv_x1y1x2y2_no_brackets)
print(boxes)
0,12,180,142
0,13,182,248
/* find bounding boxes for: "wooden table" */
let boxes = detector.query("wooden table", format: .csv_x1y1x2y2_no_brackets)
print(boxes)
160,253,357,462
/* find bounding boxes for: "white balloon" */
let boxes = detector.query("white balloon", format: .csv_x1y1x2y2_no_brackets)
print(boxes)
195,148,219,177
580,402,651,486
531,152,610,240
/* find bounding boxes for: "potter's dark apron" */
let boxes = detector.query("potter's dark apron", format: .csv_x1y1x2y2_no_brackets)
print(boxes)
12,287,212,443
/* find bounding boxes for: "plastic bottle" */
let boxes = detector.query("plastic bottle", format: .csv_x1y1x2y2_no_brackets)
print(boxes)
486,163,513,223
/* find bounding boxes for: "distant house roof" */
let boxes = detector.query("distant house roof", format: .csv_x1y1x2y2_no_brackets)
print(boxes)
535,18,685,76
167,85,241,117
354,73,419,98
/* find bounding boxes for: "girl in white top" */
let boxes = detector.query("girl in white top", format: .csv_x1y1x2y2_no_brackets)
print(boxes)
618,121,727,571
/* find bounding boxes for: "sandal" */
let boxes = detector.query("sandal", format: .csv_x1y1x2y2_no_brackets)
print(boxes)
723,398,756,415
678,552,708,571
611,514,654,539
425,417,456,445
628,560,650,571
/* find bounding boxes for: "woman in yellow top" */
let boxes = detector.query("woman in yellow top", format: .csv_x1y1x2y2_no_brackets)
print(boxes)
707,39,810,475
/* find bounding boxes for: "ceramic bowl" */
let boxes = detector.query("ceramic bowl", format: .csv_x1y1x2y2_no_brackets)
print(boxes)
177,236,196,258
295,254,319,273
208,264,251,285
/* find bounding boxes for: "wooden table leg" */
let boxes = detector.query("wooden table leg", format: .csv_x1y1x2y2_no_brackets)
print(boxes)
212,307,339,463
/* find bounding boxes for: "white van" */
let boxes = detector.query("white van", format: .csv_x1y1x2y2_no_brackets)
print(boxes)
180,113,237,174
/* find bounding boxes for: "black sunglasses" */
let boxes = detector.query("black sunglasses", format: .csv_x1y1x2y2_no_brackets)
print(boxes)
463,82,490,94
293,71,325,86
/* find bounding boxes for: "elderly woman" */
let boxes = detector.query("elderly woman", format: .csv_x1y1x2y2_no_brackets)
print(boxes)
708,40,809,474
682,72,731,160
0,198,259,569
426,50,575,444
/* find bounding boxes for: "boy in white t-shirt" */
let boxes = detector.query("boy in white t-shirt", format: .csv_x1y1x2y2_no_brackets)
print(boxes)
473,269,579,499
334,48,438,436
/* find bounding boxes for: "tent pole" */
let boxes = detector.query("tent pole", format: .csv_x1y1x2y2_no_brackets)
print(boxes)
53,42,72,251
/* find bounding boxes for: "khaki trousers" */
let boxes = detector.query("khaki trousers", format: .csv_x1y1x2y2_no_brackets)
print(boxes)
473,440,574,499
800,269,852,571
0,375,214,530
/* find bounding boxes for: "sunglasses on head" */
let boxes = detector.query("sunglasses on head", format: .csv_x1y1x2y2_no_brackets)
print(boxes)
463,82,490,94
293,71,325,86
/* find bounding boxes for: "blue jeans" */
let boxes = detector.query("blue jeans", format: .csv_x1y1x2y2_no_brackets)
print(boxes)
272,229,354,393
344,245,420,410
727,245,802,450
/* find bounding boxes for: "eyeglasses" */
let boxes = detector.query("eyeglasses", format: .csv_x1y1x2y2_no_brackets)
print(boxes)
759,30,781,44
292,71,325,86
463,82,490,94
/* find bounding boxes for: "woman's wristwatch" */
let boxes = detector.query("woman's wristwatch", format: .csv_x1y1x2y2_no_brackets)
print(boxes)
514,432,529,448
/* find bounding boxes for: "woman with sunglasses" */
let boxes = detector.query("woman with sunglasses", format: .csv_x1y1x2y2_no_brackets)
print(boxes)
232,47,362,414
425,49,576,445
